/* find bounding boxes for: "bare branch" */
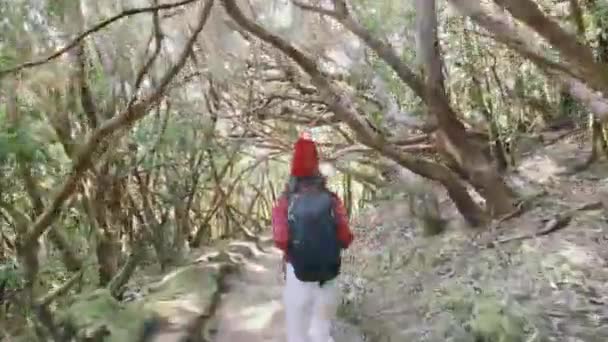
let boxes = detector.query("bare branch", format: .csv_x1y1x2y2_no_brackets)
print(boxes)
0,0,200,78
128,0,166,108
295,0,426,100
35,271,84,307
108,247,142,299
292,1,336,16
493,0,608,91
448,0,608,121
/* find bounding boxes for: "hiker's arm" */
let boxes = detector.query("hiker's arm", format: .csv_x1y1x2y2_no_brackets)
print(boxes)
332,196,354,249
271,196,289,252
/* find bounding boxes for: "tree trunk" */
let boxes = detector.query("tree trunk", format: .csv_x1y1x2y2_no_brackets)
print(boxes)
461,29,510,171
343,173,353,217
417,0,514,216
92,164,121,286
172,199,190,262
17,120,83,273
134,172,172,269
96,230,120,286
578,0,608,167
414,0,512,214
108,232,145,299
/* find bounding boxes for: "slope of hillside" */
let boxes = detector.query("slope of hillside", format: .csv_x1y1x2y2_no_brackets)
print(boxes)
339,133,608,342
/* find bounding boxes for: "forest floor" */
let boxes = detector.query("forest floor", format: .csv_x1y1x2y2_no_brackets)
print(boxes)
209,245,285,341
339,130,608,341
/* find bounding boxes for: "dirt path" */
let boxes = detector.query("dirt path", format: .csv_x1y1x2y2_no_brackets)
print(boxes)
209,241,364,342
210,243,286,341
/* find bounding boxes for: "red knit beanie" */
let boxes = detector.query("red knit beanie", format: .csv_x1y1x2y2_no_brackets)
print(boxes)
290,136,320,177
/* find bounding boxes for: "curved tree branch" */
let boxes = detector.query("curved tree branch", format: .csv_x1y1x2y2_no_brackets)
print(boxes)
448,0,608,122
0,0,200,78
492,0,608,91
128,0,166,108
294,0,426,100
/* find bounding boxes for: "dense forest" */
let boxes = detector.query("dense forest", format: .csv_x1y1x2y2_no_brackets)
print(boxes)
1,0,608,341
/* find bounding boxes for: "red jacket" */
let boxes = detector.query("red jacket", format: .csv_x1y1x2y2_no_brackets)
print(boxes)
271,191,354,261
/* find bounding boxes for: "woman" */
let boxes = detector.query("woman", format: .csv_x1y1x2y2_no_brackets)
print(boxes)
272,132,354,342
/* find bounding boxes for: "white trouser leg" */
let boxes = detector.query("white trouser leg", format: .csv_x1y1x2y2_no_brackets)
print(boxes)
309,278,339,342
284,263,314,342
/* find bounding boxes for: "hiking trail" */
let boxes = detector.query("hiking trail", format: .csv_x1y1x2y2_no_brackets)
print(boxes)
209,240,365,342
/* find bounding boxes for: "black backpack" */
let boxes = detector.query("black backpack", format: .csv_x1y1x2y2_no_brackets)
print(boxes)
287,179,341,284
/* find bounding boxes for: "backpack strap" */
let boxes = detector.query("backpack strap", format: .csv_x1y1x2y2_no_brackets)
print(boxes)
287,193,299,223
286,175,337,225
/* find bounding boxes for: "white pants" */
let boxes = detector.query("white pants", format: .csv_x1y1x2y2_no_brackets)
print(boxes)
283,263,339,342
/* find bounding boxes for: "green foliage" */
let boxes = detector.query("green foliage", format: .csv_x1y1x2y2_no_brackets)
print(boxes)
56,263,228,341
58,289,147,342
559,91,582,119
468,297,528,342
87,59,114,111
0,54,17,69
0,260,24,289
367,54,419,108
439,295,531,342
45,0,79,22
589,1,608,33
0,110,49,164
353,0,413,36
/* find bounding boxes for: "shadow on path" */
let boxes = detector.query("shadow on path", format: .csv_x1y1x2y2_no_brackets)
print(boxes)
211,245,286,341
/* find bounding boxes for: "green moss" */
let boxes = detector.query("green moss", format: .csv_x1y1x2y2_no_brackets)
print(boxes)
439,287,475,321
58,289,148,342
431,285,533,342
469,298,527,342
57,263,227,341
144,264,221,312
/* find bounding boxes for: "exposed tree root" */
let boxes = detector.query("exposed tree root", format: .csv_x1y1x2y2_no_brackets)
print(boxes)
562,119,608,174
489,201,602,247
489,190,548,231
